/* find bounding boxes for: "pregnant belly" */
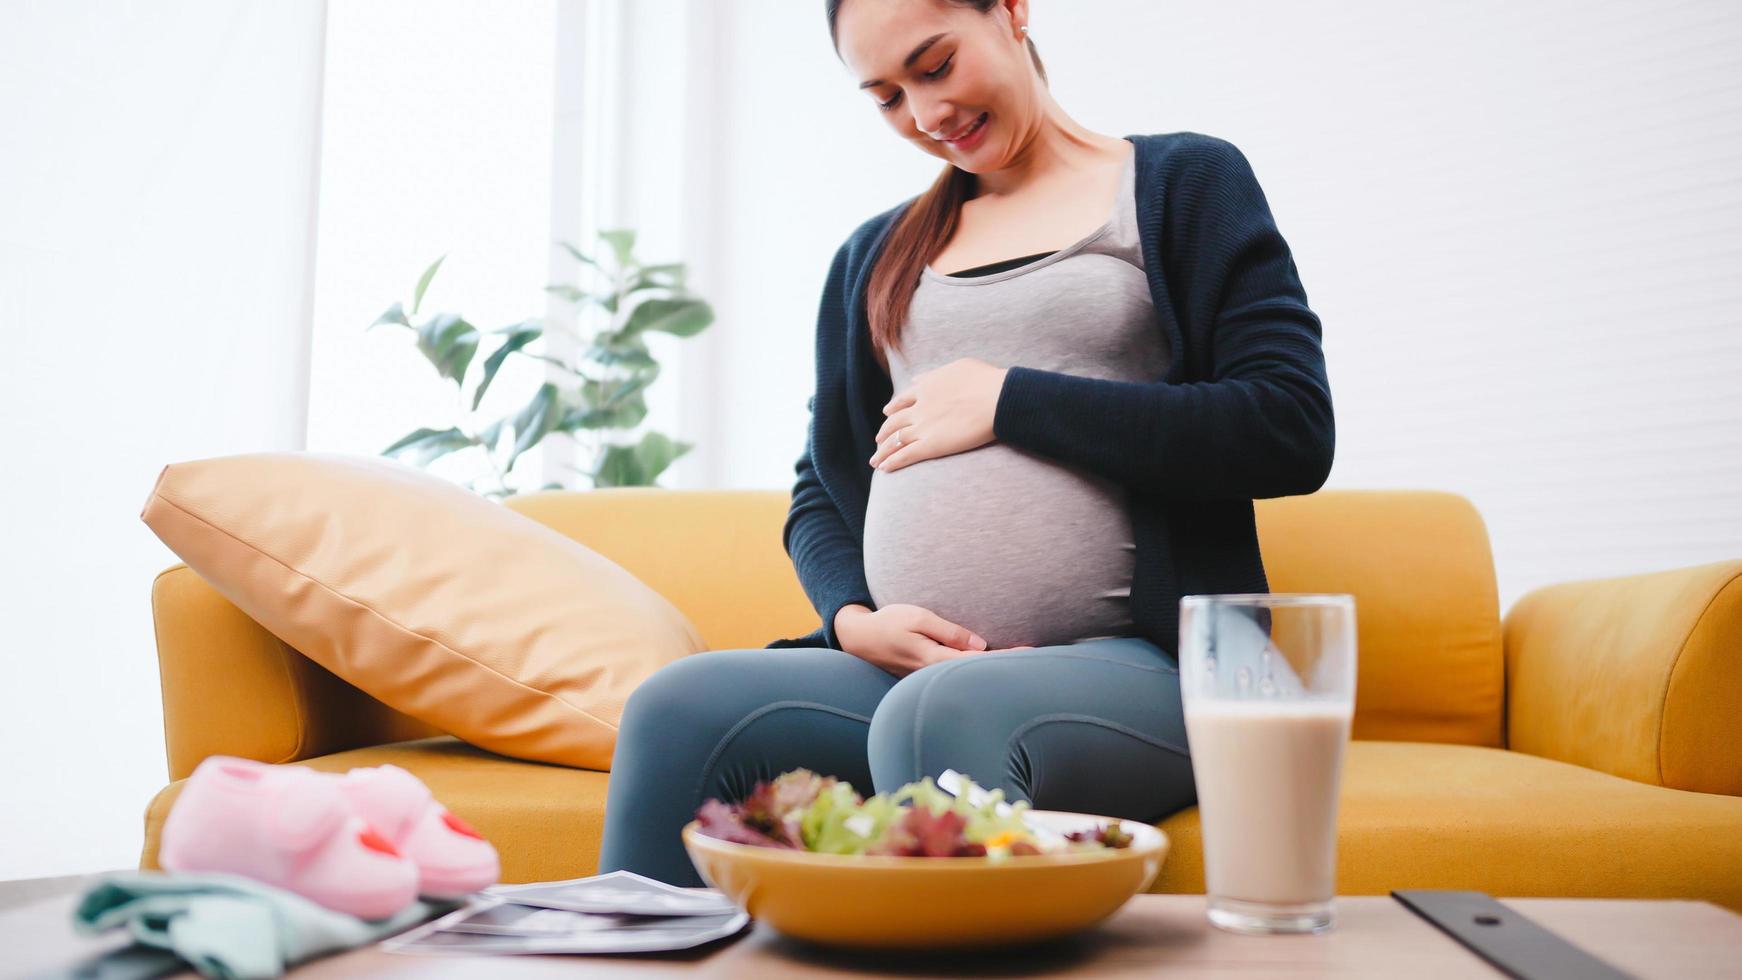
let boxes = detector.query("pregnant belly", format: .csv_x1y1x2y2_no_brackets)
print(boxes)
862,443,1137,650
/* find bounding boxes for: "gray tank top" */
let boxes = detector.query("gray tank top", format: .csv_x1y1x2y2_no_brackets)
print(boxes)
862,142,1173,649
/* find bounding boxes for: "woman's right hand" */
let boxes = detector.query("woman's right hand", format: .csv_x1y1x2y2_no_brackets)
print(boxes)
833,603,1032,677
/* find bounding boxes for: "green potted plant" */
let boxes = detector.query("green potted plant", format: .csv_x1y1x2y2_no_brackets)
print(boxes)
369,229,713,497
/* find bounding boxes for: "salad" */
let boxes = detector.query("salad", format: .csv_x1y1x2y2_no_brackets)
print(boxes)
693,768,1134,858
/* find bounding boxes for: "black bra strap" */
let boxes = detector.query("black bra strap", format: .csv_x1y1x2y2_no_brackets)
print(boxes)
939,250,1058,278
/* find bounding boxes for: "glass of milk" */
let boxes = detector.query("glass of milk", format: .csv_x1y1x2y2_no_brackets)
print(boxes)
1179,593,1357,935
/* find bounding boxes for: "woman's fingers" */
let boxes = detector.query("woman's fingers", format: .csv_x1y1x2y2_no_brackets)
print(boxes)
896,638,1036,674
867,428,891,467
909,609,987,651
882,388,917,416
870,417,918,469
907,637,977,669
873,434,926,472
873,407,913,445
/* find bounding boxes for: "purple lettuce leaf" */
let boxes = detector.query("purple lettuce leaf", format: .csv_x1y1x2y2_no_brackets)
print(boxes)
1064,821,1134,849
695,768,849,849
865,805,987,857
738,768,840,845
693,797,801,849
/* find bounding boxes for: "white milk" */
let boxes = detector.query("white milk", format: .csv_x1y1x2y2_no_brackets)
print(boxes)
1183,698,1352,906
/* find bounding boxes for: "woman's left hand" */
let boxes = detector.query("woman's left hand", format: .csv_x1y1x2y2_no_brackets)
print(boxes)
870,357,1010,473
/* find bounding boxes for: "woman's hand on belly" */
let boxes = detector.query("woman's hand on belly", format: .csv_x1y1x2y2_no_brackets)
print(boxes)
836,602,1034,678
870,357,1009,473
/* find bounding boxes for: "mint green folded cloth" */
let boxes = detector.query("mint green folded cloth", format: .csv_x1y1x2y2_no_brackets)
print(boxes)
72,870,456,979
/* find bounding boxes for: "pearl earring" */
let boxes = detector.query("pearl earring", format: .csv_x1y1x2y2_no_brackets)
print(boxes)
1019,25,1029,37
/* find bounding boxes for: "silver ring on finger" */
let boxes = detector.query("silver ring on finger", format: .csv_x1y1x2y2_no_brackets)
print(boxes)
892,428,903,448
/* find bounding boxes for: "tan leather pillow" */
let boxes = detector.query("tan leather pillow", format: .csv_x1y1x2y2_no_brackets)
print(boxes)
140,451,705,770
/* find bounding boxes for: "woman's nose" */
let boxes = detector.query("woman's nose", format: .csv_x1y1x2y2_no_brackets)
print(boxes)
910,97,953,140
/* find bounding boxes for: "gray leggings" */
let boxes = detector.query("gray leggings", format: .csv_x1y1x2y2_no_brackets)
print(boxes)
595,635,1196,886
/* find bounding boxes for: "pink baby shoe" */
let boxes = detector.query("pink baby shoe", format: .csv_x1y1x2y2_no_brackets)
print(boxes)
332,763,500,898
159,755,419,920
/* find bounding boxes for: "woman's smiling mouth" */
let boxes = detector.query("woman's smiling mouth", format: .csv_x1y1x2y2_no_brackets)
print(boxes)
942,111,989,148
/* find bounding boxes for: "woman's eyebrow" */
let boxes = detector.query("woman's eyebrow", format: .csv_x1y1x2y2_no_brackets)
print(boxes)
858,33,950,89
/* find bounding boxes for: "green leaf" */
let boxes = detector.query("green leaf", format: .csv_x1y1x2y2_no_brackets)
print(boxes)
591,444,643,488
593,369,657,407
520,352,592,378
598,348,656,370
543,284,593,304
622,297,713,338
592,431,692,488
472,319,542,411
370,302,410,330
560,392,647,431
559,241,603,270
478,417,508,449
638,262,687,282
639,432,693,483
412,254,447,316
568,367,656,413
381,426,475,466
415,312,480,385
598,229,637,269
624,263,688,295
506,382,563,473
584,332,657,370
544,280,617,313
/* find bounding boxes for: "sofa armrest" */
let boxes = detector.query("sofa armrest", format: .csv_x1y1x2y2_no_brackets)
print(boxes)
151,564,440,780
1503,559,1742,796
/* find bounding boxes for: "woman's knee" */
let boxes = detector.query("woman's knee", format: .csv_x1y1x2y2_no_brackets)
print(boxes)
864,642,1184,798
623,650,732,721
615,649,790,763
866,658,994,790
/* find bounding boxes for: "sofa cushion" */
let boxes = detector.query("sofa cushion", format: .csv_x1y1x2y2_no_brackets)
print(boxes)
504,488,822,653
1504,559,1742,795
1255,491,1505,747
140,451,706,771
140,738,1742,911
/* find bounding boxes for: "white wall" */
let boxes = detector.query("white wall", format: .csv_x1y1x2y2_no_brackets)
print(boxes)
652,0,1742,612
0,1,327,879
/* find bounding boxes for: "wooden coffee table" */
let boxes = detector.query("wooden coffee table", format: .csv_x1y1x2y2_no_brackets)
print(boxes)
10,892,1740,978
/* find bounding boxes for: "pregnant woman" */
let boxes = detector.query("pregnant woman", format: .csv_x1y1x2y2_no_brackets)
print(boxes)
597,0,1334,887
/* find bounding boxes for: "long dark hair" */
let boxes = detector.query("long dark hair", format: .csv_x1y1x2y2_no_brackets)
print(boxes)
825,0,1048,370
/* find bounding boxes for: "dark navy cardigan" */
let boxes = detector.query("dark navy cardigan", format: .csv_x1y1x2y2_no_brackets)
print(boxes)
765,131,1334,658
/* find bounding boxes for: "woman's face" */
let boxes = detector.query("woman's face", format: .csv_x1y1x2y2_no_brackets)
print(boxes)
834,0,1035,172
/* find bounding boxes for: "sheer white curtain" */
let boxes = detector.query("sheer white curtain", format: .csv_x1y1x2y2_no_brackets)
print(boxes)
304,0,558,491
0,1,327,878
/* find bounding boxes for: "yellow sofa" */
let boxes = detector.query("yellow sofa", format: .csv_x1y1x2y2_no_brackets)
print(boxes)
138,488,1742,911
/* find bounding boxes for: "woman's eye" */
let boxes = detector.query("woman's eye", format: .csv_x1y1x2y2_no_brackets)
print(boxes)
876,55,952,113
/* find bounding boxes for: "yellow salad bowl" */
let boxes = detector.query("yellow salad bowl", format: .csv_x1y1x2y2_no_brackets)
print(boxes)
680,809,1168,950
